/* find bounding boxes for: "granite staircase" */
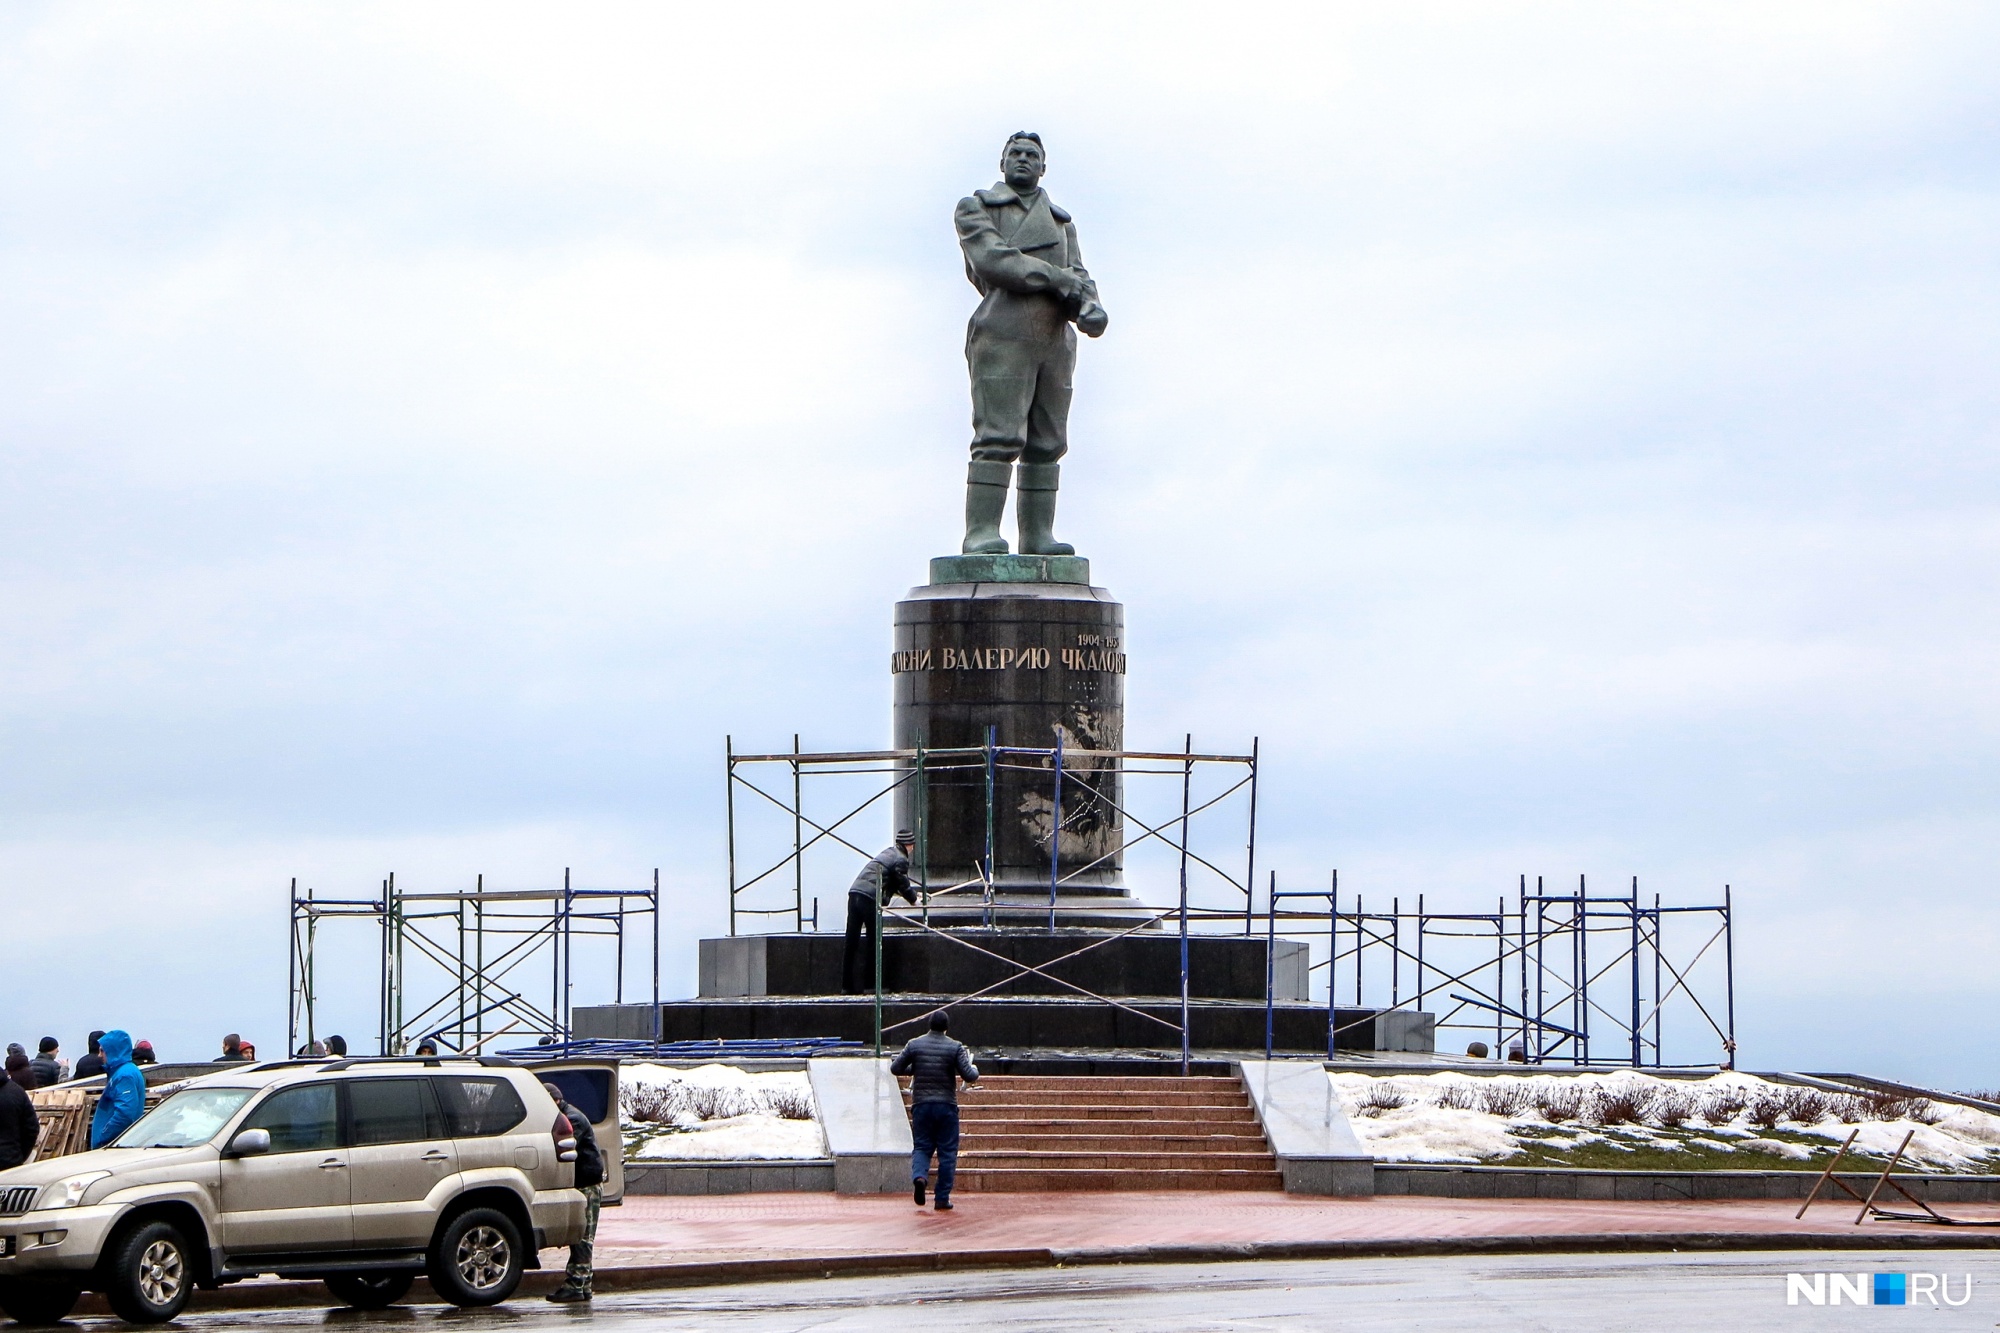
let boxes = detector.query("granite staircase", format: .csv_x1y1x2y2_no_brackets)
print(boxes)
934,1074,1283,1191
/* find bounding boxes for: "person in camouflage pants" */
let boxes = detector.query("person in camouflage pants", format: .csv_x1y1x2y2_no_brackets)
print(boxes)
543,1083,606,1302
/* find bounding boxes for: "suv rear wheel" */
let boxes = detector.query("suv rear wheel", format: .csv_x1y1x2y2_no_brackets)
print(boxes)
324,1273,416,1309
0,1279,81,1326
426,1207,523,1307
102,1219,194,1323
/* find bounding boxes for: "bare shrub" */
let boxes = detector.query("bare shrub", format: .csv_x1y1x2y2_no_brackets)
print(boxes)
762,1086,817,1121
696,1085,764,1120
1595,1087,1657,1126
1650,1091,1696,1128
1699,1089,1748,1125
1829,1094,1869,1124
1357,1083,1408,1117
624,1078,815,1124
1747,1095,1788,1130
1781,1090,1832,1125
623,1084,677,1124
1536,1085,1584,1124
1435,1082,1479,1111
1479,1083,1533,1118
1868,1094,1942,1125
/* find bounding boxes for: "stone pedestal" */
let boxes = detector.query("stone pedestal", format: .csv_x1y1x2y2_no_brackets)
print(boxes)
892,554,1136,923
698,931,1309,1001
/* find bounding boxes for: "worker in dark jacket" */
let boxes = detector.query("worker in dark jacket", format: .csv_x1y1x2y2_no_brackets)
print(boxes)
73,1032,107,1080
843,830,918,994
890,1011,979,1211
89,1031,146,1149
0,1055,39,1168
28,1039,63,1089
542,1083,605,1303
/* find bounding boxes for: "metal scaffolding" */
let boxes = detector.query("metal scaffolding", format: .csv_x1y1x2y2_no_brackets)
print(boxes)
724,734,1260,934
724,737,1739,1069
287,870,661,1058
1264,871,1737,1068
726,734,1261,1069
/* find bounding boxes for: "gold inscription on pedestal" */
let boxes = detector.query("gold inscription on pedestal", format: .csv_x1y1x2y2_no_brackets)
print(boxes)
1059,646,1127,673
891,633,1126,675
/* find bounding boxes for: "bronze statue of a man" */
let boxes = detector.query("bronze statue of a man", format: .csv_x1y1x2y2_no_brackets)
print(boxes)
955,132,1108,556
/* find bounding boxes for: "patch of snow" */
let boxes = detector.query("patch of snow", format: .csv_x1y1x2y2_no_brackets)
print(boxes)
1737,1138,1812,1160
622,1061,809,1098
620,1063,823,1161
630,1113,826,1161
621,1062,814,1122
1793,1118,1990,1171
1326,1070,2000,1171
1341,1101,1520,1164
1939,1106,2000,1147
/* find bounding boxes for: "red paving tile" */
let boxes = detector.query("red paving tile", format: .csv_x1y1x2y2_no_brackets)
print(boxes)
593,1191,2000,1265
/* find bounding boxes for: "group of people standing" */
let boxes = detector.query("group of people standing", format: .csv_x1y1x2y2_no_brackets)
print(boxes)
0,1028,151,1170
5,1031,158,1092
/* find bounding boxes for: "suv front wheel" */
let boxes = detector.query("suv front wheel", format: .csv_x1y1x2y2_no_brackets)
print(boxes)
102,1219,194,1324
427,1207,524,1307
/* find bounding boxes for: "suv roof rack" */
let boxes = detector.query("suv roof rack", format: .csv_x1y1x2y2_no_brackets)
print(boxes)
317,1055,519,1071
245,1059,339,1072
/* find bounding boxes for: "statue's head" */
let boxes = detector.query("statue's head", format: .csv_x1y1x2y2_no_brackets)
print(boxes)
1001,132,1046,193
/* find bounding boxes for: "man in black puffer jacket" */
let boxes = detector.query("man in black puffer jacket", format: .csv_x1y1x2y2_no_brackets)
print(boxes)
542,1084,605,1303
0,1054,40,1169
891,1011,979,1211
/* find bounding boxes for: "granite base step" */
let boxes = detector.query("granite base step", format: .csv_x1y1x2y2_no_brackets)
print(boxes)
955,1167,1286,1191
959,1104,1261,1125
937,1073,1284,1194
969,1133,1268,1152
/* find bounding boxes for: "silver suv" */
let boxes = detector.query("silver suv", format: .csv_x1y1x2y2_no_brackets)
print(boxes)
0,1056,590,1324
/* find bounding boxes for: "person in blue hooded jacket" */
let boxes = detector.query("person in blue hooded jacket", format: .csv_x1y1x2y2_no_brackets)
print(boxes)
89,1030,146,1149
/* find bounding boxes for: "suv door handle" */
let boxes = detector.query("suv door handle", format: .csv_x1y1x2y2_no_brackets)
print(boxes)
420,1151,449,1162
318,1159,347,1170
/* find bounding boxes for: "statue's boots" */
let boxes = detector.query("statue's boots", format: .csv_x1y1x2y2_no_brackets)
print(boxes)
1015,462,1074,556
962,460,1011,554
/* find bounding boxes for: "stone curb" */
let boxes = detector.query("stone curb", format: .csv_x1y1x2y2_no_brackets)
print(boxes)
74,1229,2000,1315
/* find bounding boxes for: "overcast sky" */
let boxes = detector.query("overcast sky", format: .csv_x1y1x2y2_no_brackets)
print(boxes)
3,4,1996,1086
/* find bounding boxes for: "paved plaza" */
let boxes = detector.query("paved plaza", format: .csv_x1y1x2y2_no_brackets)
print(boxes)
146,1251,2000,1331
590,1190,2000,1269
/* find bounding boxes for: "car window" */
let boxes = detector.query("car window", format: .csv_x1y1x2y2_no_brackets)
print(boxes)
241,1082,342,1153
539,1068,611,1125
432,1076,527,1137
113,1088,256,1149
349,1077,445,1146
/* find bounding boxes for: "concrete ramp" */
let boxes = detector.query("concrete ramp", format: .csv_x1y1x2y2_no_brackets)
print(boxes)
808,1057,912,1194
1236,1059,1374,1195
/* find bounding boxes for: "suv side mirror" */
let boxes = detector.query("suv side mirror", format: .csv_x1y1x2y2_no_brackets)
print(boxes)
226,1128,271,1157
